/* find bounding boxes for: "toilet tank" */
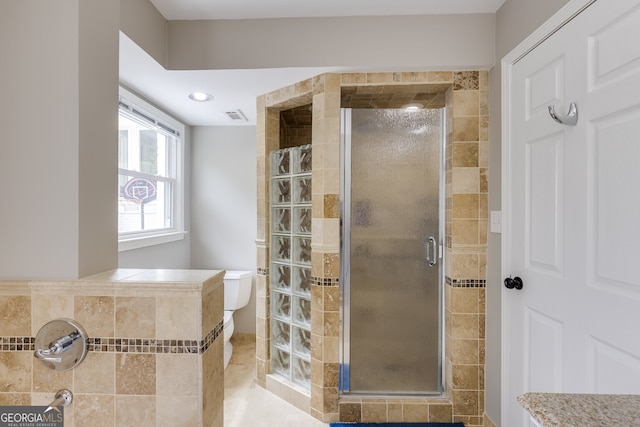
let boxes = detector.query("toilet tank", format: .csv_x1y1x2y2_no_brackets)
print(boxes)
223,270,253,311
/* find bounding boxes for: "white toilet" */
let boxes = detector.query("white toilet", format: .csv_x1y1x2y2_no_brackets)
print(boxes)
223,270,253,369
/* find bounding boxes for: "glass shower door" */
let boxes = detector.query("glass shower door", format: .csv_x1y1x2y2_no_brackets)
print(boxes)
341,108,443,395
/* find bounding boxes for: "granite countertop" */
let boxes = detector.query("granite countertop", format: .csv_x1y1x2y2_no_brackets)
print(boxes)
518,392,640,427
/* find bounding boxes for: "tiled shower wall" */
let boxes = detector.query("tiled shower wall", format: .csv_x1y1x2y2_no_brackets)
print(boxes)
256,71,489,426
0,270,225,427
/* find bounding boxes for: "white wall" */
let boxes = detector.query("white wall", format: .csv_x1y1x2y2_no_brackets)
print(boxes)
191,126,257,334
485,0,571,424
166,14,496,70
119,0,168,66
0,1,118,280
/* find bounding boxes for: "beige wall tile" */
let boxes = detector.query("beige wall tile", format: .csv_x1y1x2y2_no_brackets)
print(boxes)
324,167,340,195
323,337,339,363
156,395,200,427
312,168,325,196
367,73,394,84
310,383,322,413
203,284,223,340
452,91,479,117
403,401,428,422
452,168,479,194
311,358,323,387
323,252,339,278
387,400,403,421
75,296,114,338
362,401,387,422
256,296,268,319
428,71,454,83
450,253,479,279
0,296,30,336
116,297,155,338
448,338,480,364
449,288,480,314
156,296,199,340
311,309,323,338
202,339,224,425
31,295,73,335
324,74,341,94
341,73,368,84
479,219,488,245
452,364,480,390
323,386,338,413
452,142,479,167
75,352,115,394
32,356,73,392
311,283,323,311
323,287,340,312
74,394,115,427
453,117,479,142
324,194,340,218
115,354,156,395
453,194,479,219
324,362,339,388
339,401,362,422
116,395,156,426
324,312,340,338
450,313,480,340
0,353,31,392
295,78,313,94
450,389,479,416
480,168,489,193
156,354,199,397
429,403,453,422
452,220,479,245
311,332,323,360
0,393,30,405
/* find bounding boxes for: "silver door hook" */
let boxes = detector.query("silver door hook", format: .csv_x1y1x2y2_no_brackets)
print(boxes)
548,102,578,126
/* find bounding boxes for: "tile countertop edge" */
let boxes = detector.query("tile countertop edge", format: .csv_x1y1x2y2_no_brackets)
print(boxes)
518,392,640,427
0,269,225,294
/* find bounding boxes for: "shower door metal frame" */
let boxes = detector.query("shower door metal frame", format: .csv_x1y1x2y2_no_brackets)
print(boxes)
338,107,446,396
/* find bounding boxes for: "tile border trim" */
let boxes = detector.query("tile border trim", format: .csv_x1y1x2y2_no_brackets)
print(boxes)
312,277,339,286
0,320,223,355
445,276,486,288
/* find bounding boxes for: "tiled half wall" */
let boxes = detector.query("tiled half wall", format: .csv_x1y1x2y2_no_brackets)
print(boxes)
0,269,225,427
256,71,489,426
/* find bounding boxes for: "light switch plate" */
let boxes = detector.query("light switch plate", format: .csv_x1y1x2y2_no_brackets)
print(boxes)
490,211,502,233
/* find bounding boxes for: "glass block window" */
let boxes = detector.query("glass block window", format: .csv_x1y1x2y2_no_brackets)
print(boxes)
270,145,312,389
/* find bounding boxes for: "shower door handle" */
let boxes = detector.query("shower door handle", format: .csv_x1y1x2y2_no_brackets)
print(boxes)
424,236,437,267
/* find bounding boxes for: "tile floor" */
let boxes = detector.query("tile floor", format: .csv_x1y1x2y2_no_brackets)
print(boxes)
224,339,328,427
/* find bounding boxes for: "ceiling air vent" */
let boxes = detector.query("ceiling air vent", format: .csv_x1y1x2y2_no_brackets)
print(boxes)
224,109,249,122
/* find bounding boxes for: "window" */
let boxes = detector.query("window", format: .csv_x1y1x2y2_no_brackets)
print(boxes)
118,86,185,251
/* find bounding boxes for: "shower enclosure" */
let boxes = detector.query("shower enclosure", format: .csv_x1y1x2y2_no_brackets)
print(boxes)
340,108,444,395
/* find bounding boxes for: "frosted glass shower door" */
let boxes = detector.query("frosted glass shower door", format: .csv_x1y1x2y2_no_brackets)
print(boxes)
341,108,443,395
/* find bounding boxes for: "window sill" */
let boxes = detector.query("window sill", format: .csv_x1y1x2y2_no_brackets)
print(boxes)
118,231,187,252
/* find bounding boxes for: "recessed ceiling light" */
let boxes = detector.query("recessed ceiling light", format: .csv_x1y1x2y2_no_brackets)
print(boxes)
188,92,213,102
402,103,424,111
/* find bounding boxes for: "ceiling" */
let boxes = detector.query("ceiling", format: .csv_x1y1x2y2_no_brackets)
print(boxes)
119,0,506,127
148,0,507,20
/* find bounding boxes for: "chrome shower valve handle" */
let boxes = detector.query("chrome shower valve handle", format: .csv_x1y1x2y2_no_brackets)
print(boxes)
34,319,88,371
34,331,81,364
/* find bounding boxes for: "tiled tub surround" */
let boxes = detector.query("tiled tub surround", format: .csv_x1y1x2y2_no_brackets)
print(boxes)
0,269,225,427
257,71,489,425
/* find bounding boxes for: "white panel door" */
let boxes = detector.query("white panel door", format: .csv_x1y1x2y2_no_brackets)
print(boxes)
504,0,640,425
